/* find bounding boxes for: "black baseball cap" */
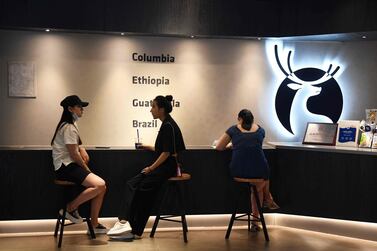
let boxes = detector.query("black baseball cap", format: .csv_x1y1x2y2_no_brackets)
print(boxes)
60,95,89,108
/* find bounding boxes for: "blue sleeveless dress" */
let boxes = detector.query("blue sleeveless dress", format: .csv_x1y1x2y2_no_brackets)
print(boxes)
226,125,269,179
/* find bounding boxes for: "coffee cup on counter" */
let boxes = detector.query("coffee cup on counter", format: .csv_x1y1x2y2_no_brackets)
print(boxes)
135,138,143,149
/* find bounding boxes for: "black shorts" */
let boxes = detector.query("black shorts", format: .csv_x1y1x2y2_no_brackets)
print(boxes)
55,163,90,185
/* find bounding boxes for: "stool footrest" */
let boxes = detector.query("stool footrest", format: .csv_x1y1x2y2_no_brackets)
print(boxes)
60,221,75,227
234,218,260,222
159,215,181,219
159,218,183,224
234,214,261,221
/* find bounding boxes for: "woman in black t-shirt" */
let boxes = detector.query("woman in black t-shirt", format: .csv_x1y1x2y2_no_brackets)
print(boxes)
107,95,186,240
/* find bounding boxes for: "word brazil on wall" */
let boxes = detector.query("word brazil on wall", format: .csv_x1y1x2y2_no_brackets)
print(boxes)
133,120,158,128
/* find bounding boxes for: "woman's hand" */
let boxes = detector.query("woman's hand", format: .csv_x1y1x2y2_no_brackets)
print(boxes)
140,144,155,151
67,144,91,171
215,133,232,151
141,166,153,174
79,147,90,165
141,152,169,175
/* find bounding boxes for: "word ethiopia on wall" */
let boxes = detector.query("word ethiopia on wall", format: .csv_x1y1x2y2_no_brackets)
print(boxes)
132,76,169,87
132,53,175,63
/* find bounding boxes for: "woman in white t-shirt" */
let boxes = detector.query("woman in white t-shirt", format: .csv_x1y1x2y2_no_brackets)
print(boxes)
51,95,107,233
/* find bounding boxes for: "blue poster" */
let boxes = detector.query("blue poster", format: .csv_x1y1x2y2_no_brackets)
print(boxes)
338,127,357,143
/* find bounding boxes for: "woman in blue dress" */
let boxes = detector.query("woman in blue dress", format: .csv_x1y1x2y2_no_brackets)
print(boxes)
216,109,279,230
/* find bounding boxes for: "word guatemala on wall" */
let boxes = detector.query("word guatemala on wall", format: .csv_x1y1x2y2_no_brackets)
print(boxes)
132,53,175,63
132,98,180,107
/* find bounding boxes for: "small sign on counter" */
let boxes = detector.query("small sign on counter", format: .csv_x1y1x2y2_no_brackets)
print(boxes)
303,122,338,146
336,120,360,147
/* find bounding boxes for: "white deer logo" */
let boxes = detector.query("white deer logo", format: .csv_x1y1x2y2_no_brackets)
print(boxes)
274,44,343,135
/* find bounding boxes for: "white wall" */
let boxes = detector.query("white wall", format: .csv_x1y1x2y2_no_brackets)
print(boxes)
0,30,376,146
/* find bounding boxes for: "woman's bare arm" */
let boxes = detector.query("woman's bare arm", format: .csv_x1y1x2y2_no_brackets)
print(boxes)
67,144,90,171
141,152,170,174
215,133,232,151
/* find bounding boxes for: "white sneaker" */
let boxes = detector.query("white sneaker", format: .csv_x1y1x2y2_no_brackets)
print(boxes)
109,232,135,241
59,209,83,224
107,221,132,236
72,210,83,222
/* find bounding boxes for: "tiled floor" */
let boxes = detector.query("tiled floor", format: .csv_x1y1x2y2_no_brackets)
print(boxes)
1,226,377,251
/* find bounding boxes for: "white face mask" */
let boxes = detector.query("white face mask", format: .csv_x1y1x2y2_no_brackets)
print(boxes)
72,113,79,121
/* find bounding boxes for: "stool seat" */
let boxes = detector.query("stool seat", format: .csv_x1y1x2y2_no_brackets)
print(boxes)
169,173,191,181
54,180,75,186
233,177,264,183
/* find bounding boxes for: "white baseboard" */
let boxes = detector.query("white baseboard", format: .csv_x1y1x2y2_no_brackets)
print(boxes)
273,213,377,242
1,213,377,242
0,214,272,237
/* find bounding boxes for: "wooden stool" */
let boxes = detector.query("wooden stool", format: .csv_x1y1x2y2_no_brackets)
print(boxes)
53,180,96,248
225,178,269,241
150,173,191,243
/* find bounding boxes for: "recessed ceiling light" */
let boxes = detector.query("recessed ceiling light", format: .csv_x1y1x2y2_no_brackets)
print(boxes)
45,29,50,32
190,35,195,38
121,33,125,36
362,35,367,39
257,37,262,40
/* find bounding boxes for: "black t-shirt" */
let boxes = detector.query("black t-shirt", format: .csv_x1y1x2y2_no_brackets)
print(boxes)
155,115,186,154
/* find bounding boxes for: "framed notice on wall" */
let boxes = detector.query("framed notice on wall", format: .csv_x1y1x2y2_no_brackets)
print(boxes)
8,61,36,98
336,120,360,147
302,122,338,146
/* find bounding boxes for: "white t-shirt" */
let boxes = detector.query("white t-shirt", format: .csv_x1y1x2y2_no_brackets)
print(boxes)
52,122,80,171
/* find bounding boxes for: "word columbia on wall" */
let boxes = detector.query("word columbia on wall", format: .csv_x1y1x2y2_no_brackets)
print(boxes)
132,53,175,63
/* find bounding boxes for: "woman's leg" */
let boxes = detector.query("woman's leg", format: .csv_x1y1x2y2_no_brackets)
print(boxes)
263,180,273,202
117,173,146,222
130,174,167,236
251,181,266,218
89,184,106,226
129,162,175,236
262,180,280,209
113,159,175,236
67,173,106,226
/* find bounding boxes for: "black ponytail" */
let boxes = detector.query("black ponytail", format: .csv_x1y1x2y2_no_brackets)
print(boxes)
238,109,254,130
154,95,173,114
51,108,82,145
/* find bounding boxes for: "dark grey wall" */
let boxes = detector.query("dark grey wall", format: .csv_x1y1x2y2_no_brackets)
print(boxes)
1,0,377,37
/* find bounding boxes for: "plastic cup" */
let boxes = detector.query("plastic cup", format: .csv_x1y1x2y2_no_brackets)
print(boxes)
135,138,143,149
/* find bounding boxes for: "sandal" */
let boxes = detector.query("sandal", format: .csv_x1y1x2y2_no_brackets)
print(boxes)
250,223,261,232
263,200,280,210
